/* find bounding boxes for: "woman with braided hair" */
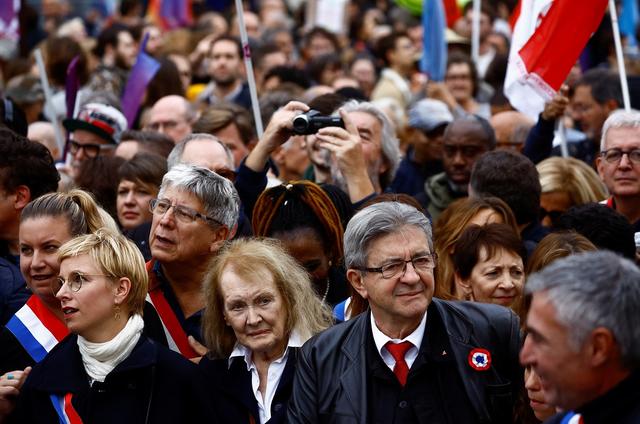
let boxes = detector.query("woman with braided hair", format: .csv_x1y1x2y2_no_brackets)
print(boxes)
252,181,351,308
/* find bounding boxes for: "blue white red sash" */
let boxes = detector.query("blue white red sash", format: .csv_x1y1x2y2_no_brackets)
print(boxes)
146,261,197,359
50,393,83,424
6,295,68,362
561,412,584,424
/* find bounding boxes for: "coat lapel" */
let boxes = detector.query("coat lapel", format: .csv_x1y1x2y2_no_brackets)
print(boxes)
337,312,370,424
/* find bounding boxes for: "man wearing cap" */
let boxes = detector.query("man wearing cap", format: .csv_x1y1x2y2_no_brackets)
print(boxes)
390,99,453,198
62,103,128,178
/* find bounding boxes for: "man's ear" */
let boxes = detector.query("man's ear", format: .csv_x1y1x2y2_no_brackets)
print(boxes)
209,225,232,254
14,185,31,211
588,327,617,367
596,155,605,179
604,99,619,114
347,269,369,300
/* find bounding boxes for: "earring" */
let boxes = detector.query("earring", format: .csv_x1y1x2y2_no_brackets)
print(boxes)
114,305,121,321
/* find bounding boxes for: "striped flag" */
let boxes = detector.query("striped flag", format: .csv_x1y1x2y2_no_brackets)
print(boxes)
504,0,608,119
421,0,447,82
121,34,161,127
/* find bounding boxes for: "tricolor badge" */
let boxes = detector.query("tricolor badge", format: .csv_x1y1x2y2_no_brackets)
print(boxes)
468,348,491,371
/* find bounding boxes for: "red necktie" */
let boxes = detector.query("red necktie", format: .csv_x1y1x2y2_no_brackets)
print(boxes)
385,341,413,386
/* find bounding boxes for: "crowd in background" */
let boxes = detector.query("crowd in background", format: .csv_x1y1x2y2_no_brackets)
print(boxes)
0,0,639,423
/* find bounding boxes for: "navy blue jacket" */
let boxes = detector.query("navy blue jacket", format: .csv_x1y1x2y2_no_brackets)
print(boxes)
0,255,30,326
10,334,209,423
199,349,298,424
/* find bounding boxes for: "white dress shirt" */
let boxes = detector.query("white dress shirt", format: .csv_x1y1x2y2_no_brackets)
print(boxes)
370,311,427,371
228,331,303,424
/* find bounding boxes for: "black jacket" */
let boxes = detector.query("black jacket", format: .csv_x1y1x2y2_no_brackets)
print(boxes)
545,370,640,424
287,298,522,424
10,334,209,424
199,348,298,424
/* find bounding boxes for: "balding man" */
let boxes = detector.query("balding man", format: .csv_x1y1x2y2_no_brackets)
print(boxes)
490,111,534,152
145,95,197,143
27,121,60,161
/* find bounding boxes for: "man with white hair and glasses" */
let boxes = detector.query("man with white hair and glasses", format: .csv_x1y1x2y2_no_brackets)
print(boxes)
288,202,521,423
146,164,239,359
597,109,640,231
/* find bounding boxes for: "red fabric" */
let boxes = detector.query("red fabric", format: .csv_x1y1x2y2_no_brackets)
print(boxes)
26,295,68,341
509,0,522,30
443,0,461,28
385,341,413,386
517,0,608,94
64,393,83,424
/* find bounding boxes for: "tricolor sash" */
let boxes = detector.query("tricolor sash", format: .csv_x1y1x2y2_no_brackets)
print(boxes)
146,261,197,359
50,393,83,424
561,412,584,424
6,295,68,362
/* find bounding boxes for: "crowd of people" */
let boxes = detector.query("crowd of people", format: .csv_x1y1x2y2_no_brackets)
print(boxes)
0,0,639,422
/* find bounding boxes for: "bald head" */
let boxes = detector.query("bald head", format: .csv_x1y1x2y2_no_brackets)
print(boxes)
490,111,534,152
28,121,60,161
146,95,196,143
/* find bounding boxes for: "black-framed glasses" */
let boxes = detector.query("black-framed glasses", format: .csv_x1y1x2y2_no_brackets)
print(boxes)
356,254,438,279
52,272,111,295
149,198,222,226
539,207,564,225
600,148,640,164
68,140,114,158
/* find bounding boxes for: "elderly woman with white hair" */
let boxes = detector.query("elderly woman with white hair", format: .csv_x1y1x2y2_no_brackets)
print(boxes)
199,238,333,424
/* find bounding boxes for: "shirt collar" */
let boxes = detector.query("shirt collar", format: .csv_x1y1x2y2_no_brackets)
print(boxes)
370,310,427,356
228,329,303,369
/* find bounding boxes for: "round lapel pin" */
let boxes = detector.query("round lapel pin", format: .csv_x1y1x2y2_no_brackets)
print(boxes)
468,348,491,371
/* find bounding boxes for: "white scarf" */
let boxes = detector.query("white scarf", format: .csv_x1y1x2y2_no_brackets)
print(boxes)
77,314,144,383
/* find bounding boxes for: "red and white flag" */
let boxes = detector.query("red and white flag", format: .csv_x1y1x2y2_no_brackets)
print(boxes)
504,0,608,119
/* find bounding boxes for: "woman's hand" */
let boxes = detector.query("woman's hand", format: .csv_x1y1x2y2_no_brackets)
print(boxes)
0,367,31,421
188,336,208,364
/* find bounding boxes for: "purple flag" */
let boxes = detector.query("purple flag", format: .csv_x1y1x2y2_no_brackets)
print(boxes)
0,0,20,41
121,35,161,127
161,0,192,29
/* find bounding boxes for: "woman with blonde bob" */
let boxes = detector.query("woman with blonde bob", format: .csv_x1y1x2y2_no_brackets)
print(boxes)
434,196,518,301
10,230,206,423
200,238,333,424
537,157,608,227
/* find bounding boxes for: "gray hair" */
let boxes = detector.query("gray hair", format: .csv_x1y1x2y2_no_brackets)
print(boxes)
158,163,240,232
526,250,640,369
600,109,640,151
339,100,401,189
167,133,234,169
344,202,432,269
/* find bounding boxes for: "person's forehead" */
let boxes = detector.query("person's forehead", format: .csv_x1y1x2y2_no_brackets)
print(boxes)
444,121,486,144
366,226,430,258
117,31,133,45
572,85,595,103
604,126,640,149
349,111,382,132
160,185,205,208
212,40,239,55
182,139,231,168
447,62,471,75
71,129,110,145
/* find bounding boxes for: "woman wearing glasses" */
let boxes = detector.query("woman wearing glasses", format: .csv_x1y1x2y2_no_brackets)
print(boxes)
199,238,333,424
9,230,206,423
0,191,166,421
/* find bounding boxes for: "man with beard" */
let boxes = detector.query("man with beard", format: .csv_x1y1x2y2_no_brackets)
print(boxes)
88,24,137,95
198,36,251,110
421,115,495,221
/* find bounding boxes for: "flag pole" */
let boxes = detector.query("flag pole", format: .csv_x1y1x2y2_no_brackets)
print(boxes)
609,0,631,111
471,0,481,65
234,0,264,138
34,48,65,154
